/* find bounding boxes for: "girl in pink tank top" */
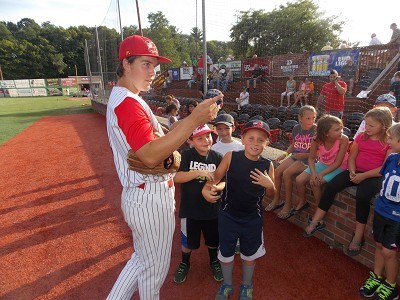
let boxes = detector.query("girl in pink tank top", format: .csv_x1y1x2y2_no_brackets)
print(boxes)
294,115,349,216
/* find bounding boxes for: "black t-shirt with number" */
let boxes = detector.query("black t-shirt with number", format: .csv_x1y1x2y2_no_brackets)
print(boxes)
178,148,223,220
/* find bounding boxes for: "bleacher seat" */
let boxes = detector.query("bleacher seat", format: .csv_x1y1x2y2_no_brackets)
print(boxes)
277,106,288,122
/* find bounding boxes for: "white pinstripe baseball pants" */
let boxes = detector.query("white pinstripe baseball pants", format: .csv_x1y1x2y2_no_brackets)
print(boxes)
107,180,175,300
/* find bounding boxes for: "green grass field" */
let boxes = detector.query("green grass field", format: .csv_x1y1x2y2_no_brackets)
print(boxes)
0,96,93,145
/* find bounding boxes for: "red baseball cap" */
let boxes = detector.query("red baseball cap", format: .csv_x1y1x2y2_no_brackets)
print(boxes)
241,120,271,138
191,124,215,138
118,35,172,63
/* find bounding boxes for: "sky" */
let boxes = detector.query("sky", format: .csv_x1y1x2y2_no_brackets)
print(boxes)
1,0,398,47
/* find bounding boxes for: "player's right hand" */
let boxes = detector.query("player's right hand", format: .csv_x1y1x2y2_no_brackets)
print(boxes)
190,93,224,124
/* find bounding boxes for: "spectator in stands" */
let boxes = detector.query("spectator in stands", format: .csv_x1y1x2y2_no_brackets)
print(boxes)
280,75,297,107
209,67,221,89
321,42,333,51
236,86,250,110
339,40,349,49
389,71,400,121
369,33,382,45
187,73,197,88
316,69,347,118
219,68,233,92
165,94,180,110
389,23,400,45
246,64,264,93
355,94,398,139
166,104,179,129
340,57,359,96
292,78,314,107
216,68,227,90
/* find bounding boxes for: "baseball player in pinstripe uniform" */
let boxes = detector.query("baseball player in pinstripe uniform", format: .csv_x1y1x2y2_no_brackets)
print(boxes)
106,35,223,300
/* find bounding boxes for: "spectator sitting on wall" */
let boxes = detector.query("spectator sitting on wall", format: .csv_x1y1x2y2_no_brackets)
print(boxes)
321,42,333,51
187,73,197,88
369,33,382,45
246,64,264,93
208,67,221,89
389,23,400,45
280,75,296,107
338,40,349,49
292,78,314,107
218,68,233,93
340,57,359,96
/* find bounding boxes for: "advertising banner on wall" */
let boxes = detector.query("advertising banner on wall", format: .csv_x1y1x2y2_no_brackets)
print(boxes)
61,78,77,86
17,88,33,97
32,88,48,96
242,57,271,78
0,80,16,88
7,89,18,97
180,66,193,80
271,53,309,77
308,49,360,76
14,79,30,88
30,79,46,87
46,78,60,87
171,68,180,80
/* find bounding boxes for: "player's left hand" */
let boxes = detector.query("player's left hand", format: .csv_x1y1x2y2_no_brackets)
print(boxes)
250,168,273,188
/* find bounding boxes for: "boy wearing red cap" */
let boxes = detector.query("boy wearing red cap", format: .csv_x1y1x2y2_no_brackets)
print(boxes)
203,120,276,300
106,35,222,300
173,124,224,284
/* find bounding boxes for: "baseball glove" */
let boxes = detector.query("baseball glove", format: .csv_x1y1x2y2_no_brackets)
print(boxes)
127,150,181,175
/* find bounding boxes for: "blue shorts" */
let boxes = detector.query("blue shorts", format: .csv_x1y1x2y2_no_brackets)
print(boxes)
304,162,345,183
218,210,266,263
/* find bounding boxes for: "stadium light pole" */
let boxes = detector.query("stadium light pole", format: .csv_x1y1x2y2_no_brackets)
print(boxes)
117,0,123,40
135,0,143,36
202,0,207,96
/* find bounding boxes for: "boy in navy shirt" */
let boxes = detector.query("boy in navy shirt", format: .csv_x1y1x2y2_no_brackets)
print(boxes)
203,120,276,300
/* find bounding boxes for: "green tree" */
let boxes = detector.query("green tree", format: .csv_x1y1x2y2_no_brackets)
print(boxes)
146,11,181,69
230,0,344,58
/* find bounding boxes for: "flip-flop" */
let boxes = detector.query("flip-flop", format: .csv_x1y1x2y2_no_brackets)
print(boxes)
265,201,284,212
347,234,365,256
292,202,310,215
303,221,326,238
277,208,296,220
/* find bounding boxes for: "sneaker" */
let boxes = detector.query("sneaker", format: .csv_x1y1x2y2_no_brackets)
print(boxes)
360,271,382,297
239,283,253,300
173,262,190,284
376,281,399,300
210,261,224,282
215,283,233,300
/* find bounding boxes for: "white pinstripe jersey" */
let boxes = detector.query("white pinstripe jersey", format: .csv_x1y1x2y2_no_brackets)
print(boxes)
106,86,172,187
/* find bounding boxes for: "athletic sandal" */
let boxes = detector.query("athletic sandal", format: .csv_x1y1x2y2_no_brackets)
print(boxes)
347,235,365,257
292,202,310,215
265,201,284,212
303,221,326,238
277,208,296,220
